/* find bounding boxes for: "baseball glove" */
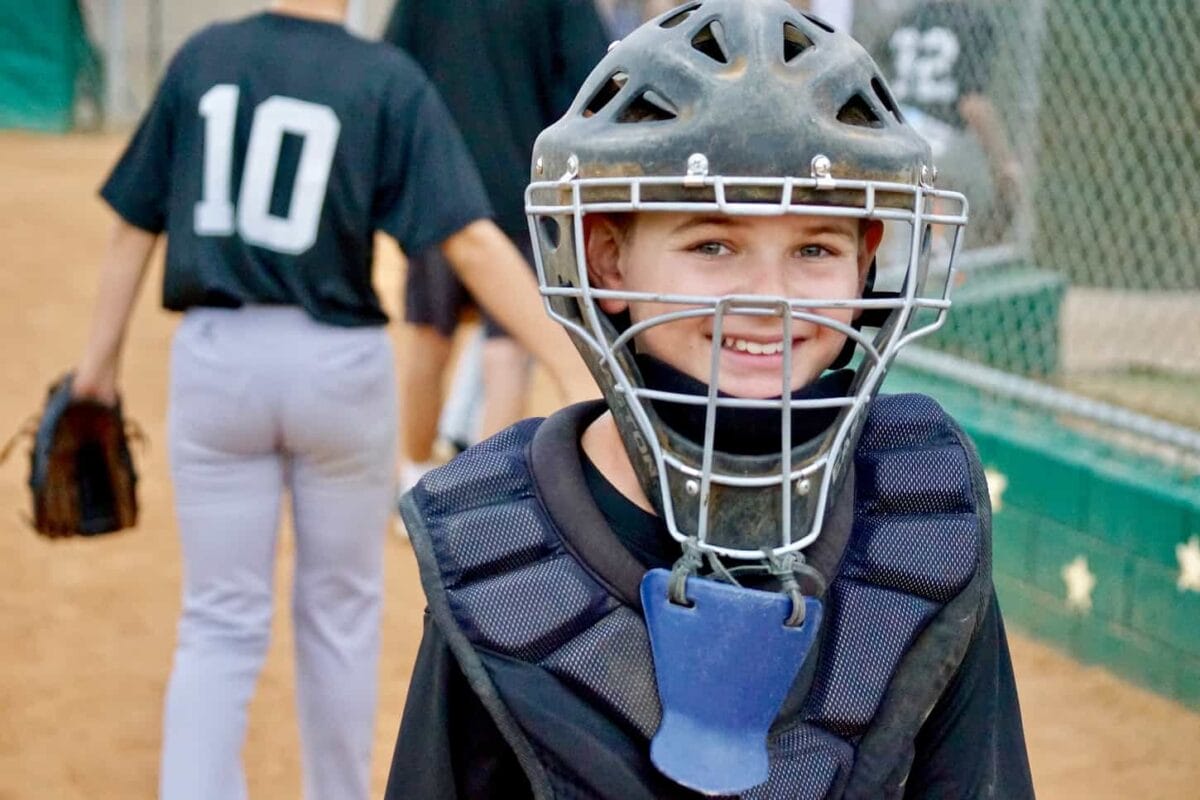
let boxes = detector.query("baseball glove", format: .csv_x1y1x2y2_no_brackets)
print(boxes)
1,374,140,538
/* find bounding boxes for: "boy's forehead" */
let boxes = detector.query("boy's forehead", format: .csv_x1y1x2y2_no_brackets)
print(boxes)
645,212,860,236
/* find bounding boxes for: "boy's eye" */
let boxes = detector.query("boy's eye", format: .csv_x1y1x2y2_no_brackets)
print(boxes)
692,241,731,256
798,244,832,258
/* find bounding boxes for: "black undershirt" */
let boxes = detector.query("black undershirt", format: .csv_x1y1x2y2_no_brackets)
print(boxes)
578,450,678,571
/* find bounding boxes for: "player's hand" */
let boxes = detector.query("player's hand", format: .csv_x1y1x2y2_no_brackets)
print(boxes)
72,360,119,406
994,159,1023,216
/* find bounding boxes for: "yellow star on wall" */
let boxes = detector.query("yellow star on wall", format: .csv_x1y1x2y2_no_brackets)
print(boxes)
1177,535,1200,593
1061,555,1096,613
985,468,1008,512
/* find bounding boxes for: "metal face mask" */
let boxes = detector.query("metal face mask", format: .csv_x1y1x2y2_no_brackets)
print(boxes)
526,0,968,563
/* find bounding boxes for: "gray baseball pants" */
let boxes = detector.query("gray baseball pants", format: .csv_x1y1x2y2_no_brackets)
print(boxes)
159,307,396,800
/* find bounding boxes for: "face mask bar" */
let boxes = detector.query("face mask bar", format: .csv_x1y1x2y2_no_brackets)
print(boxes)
527,172,968,560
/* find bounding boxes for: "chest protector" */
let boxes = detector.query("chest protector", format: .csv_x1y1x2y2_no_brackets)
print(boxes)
401,394,991,799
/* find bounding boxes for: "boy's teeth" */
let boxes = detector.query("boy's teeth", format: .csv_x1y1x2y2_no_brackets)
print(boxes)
722,337,785,356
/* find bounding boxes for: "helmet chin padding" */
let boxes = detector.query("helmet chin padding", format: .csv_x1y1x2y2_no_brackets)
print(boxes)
526,0,967,559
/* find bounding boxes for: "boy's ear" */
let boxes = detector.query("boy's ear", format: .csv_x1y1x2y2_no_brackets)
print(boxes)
857,220,885,287
850,221,886,323
584,216,630,314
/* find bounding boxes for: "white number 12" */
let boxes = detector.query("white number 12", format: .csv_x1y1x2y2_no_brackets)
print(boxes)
194,84,341,256
888,26,962,107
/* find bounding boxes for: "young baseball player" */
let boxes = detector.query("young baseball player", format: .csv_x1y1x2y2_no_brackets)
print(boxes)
70,1,590,798
383,0,610,490
879,0,1022,246
386,1,1034,798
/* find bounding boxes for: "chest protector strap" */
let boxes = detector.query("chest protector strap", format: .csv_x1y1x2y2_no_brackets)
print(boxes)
401,395,991,799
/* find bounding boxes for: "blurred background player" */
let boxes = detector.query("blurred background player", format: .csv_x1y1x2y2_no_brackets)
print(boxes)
598,1,858,44
876,0,1021,247
595,0,645,37
69,0,590,797
383,0,610,490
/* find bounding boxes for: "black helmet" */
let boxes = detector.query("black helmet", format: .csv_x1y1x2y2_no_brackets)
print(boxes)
526,0,967,562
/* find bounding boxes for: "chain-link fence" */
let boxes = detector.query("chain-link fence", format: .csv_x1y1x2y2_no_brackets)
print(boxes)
853,0,1200,463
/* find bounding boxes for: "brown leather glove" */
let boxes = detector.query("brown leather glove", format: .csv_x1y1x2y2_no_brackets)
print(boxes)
4,374,140,538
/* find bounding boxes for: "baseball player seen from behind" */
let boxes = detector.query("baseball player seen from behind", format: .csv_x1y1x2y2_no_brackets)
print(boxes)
382,0,611,490
70,1,592,798
385,1,1035,798
880,0,1022,246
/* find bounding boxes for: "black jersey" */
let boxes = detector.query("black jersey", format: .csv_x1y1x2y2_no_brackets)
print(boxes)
883,0,996,129
101,12,493,327
383,0,609,240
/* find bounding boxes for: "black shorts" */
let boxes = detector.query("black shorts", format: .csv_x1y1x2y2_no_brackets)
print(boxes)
403,236,537,339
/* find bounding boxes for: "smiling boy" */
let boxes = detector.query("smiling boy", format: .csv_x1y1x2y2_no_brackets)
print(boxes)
386,2,1033,798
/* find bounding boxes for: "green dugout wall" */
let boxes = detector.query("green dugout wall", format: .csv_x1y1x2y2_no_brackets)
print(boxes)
885,365,1200,710
0,0,98,132
892,0,1200,707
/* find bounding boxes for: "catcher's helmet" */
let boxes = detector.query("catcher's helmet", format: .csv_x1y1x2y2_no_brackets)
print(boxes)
526,0,967,562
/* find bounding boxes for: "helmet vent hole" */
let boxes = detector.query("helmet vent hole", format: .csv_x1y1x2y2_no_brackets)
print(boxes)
584,71,628,118
837,93,883,128
691,21,729,64
617,89,678,124
660,3,701,29
783,22,813,62
871,77,903,123
802,13,836,33
538,216,562,250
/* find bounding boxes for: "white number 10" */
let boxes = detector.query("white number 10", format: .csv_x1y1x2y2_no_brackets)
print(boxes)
194,84,341,256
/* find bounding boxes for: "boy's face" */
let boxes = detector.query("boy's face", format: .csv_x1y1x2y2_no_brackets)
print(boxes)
586,212,883,399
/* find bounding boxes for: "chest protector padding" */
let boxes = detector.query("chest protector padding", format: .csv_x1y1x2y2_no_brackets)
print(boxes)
405,395,989,799
416,419,663,740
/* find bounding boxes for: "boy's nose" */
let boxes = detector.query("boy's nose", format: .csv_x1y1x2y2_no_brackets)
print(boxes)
744,257,792,299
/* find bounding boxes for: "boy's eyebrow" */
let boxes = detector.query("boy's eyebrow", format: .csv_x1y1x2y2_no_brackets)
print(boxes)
669,215,745,234
803,222,859,238
669,216,858,237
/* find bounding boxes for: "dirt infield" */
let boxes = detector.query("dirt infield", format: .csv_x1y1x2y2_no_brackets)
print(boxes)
1,132,1197,799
